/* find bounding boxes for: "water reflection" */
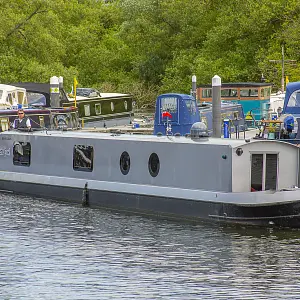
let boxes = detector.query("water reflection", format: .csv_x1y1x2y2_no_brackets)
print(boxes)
0,193,300,299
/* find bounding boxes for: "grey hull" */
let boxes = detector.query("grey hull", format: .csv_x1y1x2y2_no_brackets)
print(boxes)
1,179,300,228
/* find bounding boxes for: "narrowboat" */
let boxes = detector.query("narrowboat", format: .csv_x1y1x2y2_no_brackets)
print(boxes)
0,83,78,131
154,93,245,136
1,125,300,228
196,82,272,121
10,81,134,128
0,84,27,109
253,81,300,143
64,89,134,128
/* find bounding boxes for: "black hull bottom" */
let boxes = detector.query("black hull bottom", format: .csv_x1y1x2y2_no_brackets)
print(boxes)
1,180,300,228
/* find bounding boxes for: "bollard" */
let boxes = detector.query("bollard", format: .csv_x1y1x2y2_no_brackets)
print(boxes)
192,75,197,99
212,75,222,138
50,76,60,108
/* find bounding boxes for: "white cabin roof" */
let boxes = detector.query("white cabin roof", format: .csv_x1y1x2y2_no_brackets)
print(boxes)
0,84,26,93
68,92,131,101
3,130,292,148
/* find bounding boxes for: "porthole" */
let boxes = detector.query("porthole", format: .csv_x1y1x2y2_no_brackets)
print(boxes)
120,151,130,175
148,153,160,177
236,148,243,156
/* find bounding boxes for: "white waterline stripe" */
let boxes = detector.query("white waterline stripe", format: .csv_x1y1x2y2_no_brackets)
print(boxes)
0,171,299,205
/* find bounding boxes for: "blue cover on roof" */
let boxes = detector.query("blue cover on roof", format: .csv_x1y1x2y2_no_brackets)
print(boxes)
283,82,300,115
154,93,200,136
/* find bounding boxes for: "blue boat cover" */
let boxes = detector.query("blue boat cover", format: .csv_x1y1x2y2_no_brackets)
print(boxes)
153,93,244,136
283,82,300,115
154,93,200,136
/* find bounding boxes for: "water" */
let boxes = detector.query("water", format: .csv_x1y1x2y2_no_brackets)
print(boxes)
1,193,300,300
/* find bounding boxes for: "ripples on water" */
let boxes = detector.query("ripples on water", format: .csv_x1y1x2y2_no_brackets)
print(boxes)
0,193,300,300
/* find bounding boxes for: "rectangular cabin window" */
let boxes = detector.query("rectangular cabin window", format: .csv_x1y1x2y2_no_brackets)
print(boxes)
18,91,25,104
240,89,250,97
202,89,212,98
160,97,177,113
251,153,278,191
249,89,259,97
73,145,94,172
13,142,31,166
95,103,102,115
185,99,197,114
264,87,271,97
7,93,13,105
221,89,237,97
230,89,238,97
84,104,91,116
0,118,9,132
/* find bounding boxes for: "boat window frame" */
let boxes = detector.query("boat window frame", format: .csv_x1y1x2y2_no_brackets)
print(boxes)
7,93,13,105
148,152,160,177
84,104,91,117
0,117,9,132
95,103,102,115
120,151,130,175
250,152,278,191
73,144,94,172
13,141,31,167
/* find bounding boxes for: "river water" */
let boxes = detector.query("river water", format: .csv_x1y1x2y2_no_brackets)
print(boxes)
1,193,300,300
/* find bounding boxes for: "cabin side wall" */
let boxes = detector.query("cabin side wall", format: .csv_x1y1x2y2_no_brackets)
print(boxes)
232,141,298,192
0,134,233,192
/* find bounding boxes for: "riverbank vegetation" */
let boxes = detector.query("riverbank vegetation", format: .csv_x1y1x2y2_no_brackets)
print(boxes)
0,0,299,107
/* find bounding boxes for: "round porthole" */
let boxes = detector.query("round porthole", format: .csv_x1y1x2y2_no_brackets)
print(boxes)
236,148,243,156
148,153,160,177
120,151,130,175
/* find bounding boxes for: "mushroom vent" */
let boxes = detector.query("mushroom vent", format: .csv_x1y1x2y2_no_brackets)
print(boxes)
190,122,209,141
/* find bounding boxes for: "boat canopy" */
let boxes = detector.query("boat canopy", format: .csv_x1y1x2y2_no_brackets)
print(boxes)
0,84,28,109
154,93,200,136
9,82,69,107
283,82,300,115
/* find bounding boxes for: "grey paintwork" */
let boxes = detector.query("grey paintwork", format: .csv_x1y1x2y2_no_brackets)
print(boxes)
0,131,233,192
1,129,300,225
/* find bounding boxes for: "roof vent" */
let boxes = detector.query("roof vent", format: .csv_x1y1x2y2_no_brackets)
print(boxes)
190,122,209,141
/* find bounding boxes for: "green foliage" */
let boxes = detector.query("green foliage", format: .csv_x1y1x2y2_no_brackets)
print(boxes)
0,0,300,105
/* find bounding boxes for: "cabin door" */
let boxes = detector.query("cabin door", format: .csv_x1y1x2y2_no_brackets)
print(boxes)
251,153,278,191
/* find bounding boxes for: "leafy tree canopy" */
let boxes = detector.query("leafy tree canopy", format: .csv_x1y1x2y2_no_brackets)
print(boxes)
0,0,299,104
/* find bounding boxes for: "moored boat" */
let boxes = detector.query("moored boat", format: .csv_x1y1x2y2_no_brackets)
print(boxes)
7,76,134,127
0,84,28,109
1,124,300,228
0,83,78,131
154,93,245,136
197,82,272,121
9,79,134,128
65,90,134,128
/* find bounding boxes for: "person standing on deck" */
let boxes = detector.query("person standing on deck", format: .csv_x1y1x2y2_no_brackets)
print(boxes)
13,109,31,130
